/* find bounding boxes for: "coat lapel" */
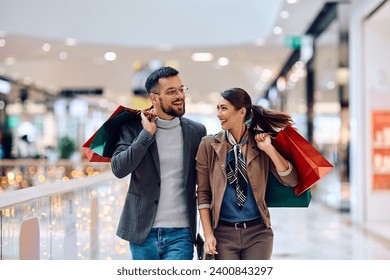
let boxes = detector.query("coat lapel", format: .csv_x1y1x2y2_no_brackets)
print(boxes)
211,131,228,181
212,132,260,177
246,135,261,165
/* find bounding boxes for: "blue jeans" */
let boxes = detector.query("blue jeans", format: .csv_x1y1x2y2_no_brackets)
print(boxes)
130,227,194,260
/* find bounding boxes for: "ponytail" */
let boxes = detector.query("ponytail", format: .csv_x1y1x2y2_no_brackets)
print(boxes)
248,105,294,136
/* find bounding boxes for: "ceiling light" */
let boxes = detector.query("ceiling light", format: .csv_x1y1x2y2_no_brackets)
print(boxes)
217,57,229,66
191,53,213,62
280,10,289,19
262,69,273,79
59,51,68,60
287,0,298,4
326,81,336,90
42,43,51,52
273,26,283,35
0,39,5,47
104,52,117,61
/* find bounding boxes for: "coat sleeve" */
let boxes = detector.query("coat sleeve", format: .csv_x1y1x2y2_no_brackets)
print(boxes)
111,123,155,178
195,137,212,209
269,160,299,187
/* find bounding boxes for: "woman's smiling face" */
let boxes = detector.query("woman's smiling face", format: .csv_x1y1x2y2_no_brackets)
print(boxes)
216,96,245,131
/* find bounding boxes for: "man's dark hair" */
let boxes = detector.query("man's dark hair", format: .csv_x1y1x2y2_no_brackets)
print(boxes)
144,66,179,94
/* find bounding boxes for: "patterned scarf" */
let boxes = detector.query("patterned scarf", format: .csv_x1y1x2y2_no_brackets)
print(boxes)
226,131,248,209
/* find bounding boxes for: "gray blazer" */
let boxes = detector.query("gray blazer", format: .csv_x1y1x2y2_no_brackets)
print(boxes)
111,117,207,244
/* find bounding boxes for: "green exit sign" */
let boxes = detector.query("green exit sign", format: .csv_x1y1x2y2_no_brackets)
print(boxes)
284,35,302,49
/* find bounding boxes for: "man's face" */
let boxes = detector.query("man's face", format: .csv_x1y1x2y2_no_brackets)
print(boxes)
152,75,186,119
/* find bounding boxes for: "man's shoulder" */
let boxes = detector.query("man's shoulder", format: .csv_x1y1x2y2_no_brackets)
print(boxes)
119,118,142,132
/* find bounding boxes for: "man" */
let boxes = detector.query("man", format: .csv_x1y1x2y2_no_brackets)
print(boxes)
111,66,207,260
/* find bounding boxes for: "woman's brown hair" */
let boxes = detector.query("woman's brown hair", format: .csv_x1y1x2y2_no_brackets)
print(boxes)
220,87,294,135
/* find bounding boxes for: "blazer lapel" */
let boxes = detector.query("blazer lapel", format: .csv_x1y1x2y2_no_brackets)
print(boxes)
181,119,192,184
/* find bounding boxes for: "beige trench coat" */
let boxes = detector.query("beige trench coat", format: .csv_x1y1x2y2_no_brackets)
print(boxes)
196,130,299,229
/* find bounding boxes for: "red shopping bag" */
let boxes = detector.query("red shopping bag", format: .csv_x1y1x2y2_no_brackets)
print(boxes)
272,125,334,195
83,105,149,162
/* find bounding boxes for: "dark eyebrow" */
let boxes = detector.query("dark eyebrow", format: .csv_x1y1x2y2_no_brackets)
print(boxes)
167,85,184,90
165,86,183,92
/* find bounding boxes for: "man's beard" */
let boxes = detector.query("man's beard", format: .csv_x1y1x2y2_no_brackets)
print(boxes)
160,98,185,117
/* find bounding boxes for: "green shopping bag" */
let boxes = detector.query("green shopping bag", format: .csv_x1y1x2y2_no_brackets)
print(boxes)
265,172,311,207
83,105,150,162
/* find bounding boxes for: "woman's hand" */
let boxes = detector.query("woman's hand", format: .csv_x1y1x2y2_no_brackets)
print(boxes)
255,132,272,151
255,132,291,173
204,234,218,255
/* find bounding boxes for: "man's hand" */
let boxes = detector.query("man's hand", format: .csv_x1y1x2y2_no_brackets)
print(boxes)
140,109,157,135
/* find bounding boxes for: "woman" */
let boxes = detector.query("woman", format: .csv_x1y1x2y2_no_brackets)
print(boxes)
196,87,299,260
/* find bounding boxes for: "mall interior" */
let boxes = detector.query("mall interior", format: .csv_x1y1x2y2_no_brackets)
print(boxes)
0,0,390,260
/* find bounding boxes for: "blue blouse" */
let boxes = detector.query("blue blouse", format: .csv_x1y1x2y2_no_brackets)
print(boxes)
219,180,261,223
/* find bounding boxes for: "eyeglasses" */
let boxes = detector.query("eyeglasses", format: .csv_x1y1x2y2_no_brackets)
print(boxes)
163,86,189,96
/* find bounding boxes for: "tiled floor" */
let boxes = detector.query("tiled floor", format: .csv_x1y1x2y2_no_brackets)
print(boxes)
270,200,390,260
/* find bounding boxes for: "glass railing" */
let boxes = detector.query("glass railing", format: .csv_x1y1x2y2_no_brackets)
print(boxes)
0,159,111,192
0,167,131,260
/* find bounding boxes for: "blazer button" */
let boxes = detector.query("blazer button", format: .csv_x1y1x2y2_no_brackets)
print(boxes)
154,200,158,204
253,186,257,192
